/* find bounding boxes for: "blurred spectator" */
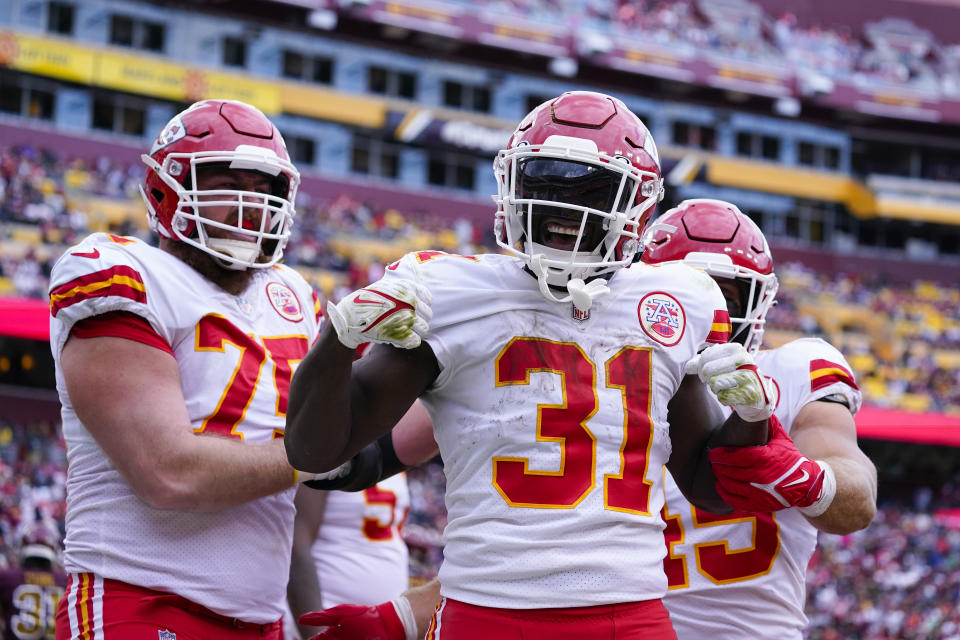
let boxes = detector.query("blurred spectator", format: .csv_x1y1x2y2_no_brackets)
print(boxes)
1,143,958,413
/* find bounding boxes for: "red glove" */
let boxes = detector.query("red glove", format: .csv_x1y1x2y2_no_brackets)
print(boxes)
709,416,836,516
300,601,407,640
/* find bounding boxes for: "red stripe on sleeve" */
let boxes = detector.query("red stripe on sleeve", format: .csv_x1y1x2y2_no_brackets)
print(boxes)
50,266,146,317
71,311,173,355
706,309,732,344
809,358,859,391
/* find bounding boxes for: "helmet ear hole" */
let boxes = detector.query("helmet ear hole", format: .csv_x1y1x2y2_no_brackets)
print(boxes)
151,188,165,203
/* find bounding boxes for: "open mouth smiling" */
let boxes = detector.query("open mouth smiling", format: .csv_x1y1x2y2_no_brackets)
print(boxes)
538,215,604,252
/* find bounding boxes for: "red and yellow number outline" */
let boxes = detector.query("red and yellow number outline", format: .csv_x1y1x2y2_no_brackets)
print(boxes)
491,337,657,514
604,346,656,516
194,314,308,440
663,474,782,588
493,337,599,509
362,485,403,542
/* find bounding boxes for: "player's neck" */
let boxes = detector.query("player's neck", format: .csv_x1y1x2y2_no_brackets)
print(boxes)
521,264,614,293
161,239,257,296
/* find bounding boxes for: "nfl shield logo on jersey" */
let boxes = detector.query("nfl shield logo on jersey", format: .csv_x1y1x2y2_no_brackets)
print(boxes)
158,630,177,640
572,304,590,322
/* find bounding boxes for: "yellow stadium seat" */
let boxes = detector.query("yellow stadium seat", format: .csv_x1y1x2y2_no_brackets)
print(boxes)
847,352,877,373
8,224,43,245
292,266,348,299
898,393,932,412
861,377,888,400
0,277,16,295
934,350,960,369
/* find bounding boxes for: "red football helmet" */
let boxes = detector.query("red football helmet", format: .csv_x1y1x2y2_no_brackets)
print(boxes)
140,99,301,270
494,91,663,304
642,198,778,353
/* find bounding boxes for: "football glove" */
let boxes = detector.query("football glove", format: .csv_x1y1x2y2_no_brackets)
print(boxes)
685,342,779,422
326,279,432,350
709,416,837,516
300,597,417,640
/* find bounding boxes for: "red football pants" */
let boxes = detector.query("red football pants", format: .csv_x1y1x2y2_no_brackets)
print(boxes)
55,573,282,640
425,597,677,639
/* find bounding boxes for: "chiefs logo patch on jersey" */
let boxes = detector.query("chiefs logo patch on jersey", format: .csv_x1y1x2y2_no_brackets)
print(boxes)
638,292,685,346
266,282,303,322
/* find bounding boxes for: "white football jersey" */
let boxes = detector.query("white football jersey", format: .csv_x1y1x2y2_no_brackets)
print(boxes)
383,251,731,609
311,474,411,608
48,233,321,623
662,338,862,639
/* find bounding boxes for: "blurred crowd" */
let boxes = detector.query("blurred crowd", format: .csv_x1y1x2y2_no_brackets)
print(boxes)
769,264,960,414
3,143,959,414
445,0,960,97
0,417,66,569
2,128,960,635
805,480,960,640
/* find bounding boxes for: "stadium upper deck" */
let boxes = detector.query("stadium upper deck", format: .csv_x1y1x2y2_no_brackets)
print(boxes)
1,0,959,266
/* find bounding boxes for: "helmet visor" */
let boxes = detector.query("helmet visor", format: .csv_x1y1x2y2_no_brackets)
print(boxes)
517,158,632,212
516,159,632,252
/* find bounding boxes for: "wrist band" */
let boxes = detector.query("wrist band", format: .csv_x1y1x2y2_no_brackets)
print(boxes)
798,459,837,518
391,595,419,640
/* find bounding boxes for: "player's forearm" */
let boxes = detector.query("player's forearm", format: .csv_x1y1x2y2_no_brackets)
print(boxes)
286,325,358,472
392,401,438,466
667,375,734,513
804,455,877,534
710,413,770,448
404,578,443,637
132,437,297,511
288,548,324,638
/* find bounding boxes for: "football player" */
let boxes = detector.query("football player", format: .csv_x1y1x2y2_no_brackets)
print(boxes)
643,198,877,639
286,92,785,639
48,100,334,639
287,199,873,640
0,521,66,640
286,476,411,640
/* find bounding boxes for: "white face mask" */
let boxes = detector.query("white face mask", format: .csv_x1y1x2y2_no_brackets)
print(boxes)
141,146,299,270
493,138,661,307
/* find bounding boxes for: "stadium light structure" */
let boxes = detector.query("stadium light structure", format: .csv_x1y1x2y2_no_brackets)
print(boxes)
548,57,578,78
774,96,801,117
307,9,337,30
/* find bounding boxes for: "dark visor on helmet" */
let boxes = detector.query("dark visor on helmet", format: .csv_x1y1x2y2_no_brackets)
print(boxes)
516,159,632,213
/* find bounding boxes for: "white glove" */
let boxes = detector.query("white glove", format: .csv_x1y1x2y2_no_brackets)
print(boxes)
325,278,432,350
684,342,779,422
293,460,352,484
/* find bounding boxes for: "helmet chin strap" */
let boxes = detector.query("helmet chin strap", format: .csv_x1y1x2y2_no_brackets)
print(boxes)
529,254,610,311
